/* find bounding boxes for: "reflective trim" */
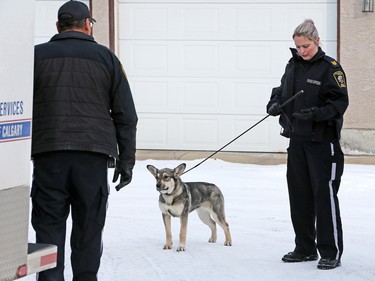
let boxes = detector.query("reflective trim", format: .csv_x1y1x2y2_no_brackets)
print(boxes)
329,142,340,260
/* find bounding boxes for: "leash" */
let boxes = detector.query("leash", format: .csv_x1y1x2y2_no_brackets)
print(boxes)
182,90,305,175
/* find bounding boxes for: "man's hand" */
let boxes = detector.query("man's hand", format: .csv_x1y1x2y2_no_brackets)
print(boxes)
292,107,319,120
112,167,132,191
267,103,282,116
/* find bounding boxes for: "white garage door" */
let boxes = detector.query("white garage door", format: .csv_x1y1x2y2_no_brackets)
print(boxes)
122,0,337,152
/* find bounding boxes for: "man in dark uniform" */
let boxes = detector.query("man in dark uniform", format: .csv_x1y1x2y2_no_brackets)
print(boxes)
267,19,348,270
31,1,137,280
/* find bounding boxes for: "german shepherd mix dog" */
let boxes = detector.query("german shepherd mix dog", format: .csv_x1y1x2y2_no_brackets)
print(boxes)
146,163,232,251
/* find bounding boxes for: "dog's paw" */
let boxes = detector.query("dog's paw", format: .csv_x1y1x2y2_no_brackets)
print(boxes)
224,240,232,246
176,245,186,252
163,244,173,250
208,237,217,243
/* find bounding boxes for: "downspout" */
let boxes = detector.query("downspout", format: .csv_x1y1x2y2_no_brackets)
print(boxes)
109,0,115,52
89,0,116,53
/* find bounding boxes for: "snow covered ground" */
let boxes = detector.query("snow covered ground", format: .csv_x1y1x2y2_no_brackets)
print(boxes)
24,158,375,281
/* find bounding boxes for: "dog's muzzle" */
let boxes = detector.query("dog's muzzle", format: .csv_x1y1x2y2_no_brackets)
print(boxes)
156,184,165,192
157,183,170,194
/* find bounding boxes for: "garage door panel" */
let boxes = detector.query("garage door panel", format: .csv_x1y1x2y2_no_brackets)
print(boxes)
121,41,290,78
137,113,276,151
234,45,271,73
231,118,270,149
131,77,271,115
128,43,169,73
182,82,219,109
182,7,220,36
323,42,337,58
137,117,168,146
120,3,336,41
132,80,169,110
235,9,270,36
233,82,270,114
183,45,220,73
182,118,219,147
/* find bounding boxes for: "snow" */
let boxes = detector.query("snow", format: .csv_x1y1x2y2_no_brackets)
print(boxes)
24,158,375,281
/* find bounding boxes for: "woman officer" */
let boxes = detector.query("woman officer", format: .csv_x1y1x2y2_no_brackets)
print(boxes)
266,19,349,270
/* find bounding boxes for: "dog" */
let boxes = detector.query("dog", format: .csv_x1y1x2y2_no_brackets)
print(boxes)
146,163,232,251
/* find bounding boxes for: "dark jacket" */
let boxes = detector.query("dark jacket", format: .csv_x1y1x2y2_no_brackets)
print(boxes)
33,31,137,169
267,48,349,141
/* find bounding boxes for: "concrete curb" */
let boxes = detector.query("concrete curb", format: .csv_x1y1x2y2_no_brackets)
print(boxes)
136,150,375,165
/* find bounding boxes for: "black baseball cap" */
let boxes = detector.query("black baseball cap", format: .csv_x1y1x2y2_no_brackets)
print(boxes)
58,0,96,23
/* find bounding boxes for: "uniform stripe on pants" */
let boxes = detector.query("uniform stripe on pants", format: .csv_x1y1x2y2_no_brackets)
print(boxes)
329,142,340,260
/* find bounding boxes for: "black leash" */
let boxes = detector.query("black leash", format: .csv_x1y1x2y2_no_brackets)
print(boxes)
182,90,305,175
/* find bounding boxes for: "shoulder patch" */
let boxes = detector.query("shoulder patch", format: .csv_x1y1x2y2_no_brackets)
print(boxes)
333,71,346,88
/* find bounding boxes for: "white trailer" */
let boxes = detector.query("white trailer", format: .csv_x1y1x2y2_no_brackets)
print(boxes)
0,1,57,280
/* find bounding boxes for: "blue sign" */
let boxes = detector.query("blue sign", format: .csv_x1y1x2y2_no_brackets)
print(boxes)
0,120,31,142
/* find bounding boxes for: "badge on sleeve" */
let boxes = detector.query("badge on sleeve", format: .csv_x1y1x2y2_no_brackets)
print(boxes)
333,71,346,88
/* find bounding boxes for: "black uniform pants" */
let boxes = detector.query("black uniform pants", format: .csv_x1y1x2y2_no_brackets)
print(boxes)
31,151,109,281
286,138,344,260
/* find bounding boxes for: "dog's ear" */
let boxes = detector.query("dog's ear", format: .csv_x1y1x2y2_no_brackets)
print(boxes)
146,165,158,177
174,163,186,176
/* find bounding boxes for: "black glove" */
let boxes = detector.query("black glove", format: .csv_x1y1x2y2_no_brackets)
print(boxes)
112,167,133,191
267,103,282,116
292,107,319,120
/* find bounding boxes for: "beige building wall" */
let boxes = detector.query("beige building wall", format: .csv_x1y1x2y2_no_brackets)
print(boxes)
91,0,114,50
340,0,375,154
